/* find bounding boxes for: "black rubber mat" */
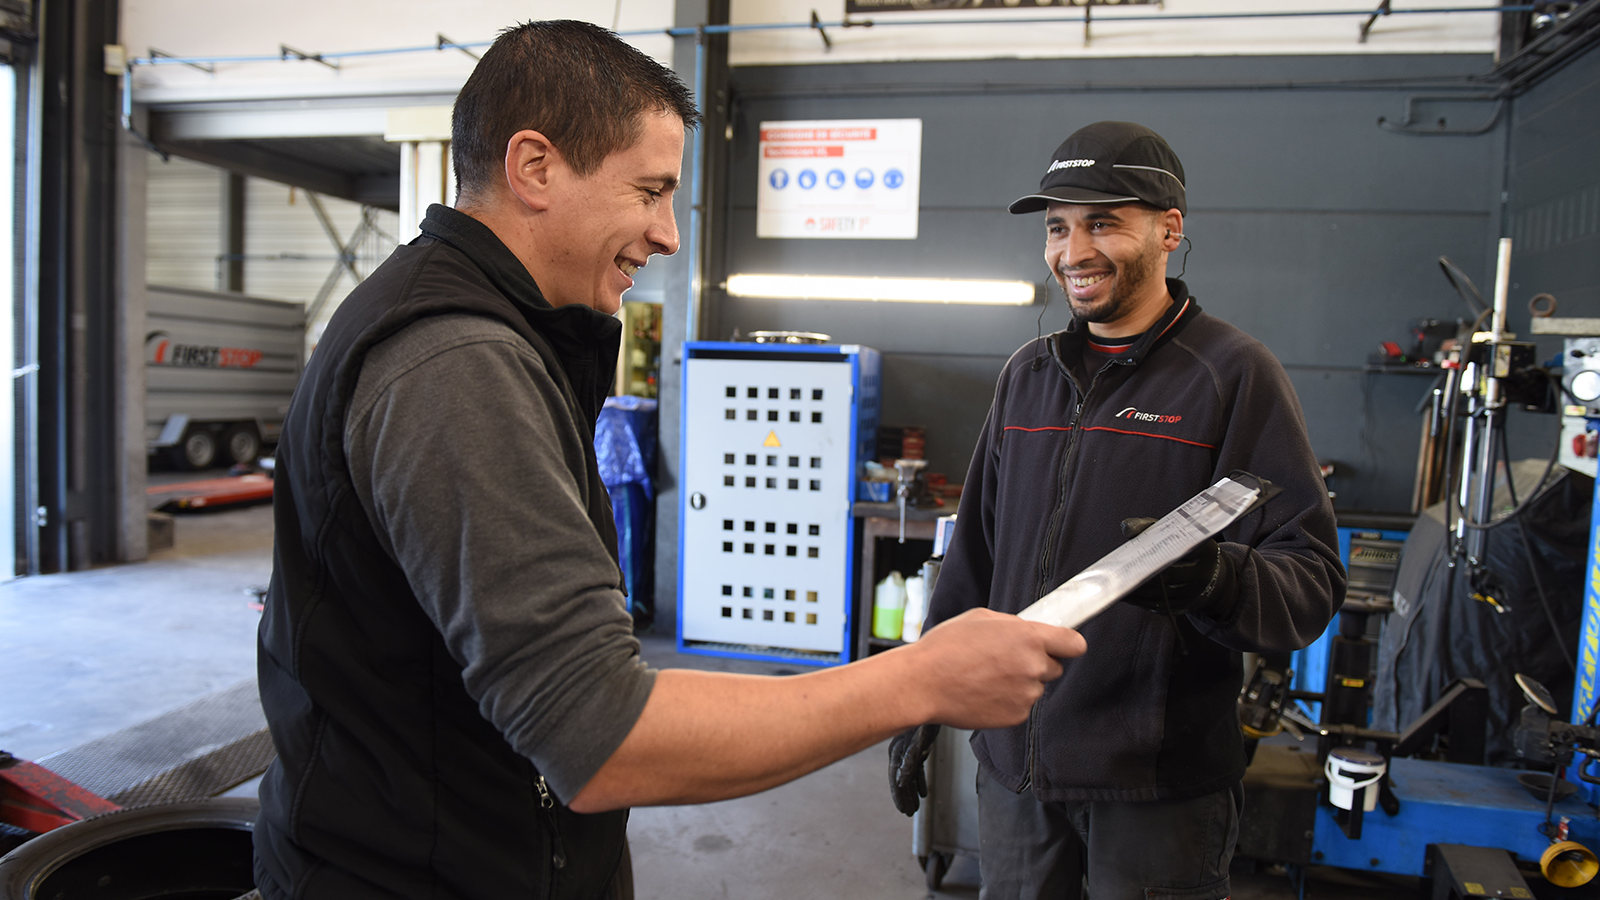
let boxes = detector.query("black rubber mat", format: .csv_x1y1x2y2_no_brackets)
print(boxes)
35,680,274,806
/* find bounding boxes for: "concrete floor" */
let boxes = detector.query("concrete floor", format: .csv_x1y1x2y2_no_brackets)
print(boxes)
0,479,1423,899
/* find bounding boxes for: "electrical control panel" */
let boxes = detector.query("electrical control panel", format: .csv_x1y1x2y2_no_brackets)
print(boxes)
677,342,879,666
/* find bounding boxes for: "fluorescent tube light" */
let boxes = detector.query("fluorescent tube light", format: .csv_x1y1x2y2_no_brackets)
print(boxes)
725,274,1036,306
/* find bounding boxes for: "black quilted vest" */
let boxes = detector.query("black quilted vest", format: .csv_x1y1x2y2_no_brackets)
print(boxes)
254,204,626,900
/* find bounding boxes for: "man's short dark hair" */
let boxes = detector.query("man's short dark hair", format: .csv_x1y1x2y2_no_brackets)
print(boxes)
452,20,701,200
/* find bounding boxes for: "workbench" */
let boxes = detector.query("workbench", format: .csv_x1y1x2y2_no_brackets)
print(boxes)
852,501,948,661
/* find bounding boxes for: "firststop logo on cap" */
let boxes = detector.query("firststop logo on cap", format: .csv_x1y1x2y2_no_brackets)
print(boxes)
1047,158,1097,173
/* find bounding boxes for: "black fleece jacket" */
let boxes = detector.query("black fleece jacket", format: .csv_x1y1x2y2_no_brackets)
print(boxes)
926,281,1344,802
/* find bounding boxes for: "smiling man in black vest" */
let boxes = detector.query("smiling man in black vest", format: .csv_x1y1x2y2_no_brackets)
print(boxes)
252,20,1086,900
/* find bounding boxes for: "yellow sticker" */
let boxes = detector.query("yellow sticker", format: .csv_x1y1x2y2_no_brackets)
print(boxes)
1340,678,1366,688
763,430,782,448
1510,888,1533,899
1463,883,1483,896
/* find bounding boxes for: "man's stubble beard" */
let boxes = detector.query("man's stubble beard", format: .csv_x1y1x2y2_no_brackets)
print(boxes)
1060,225,1164,324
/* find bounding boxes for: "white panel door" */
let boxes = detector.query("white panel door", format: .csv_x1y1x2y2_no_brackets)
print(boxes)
682,356,855,654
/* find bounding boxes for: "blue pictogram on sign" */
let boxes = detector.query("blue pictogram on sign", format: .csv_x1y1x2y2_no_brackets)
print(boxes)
883,168,905,189
854,168,875,189
825,169,846,189
769,169,789,190
798,169,817,190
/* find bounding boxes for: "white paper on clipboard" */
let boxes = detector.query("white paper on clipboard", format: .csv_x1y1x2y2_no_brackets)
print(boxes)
1017,475,1263,631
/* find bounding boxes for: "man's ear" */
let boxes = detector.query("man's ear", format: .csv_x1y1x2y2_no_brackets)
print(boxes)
1160,208,1184,250
503,129,560,212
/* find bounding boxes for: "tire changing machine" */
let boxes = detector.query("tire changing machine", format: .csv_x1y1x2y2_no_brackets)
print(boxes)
1239,241,1600,898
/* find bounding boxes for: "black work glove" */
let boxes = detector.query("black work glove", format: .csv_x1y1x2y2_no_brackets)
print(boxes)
1118,517,1237,617
888,723,940,816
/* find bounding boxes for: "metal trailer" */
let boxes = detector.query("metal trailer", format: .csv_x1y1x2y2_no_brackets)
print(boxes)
913,724,980,891
145,285,305,469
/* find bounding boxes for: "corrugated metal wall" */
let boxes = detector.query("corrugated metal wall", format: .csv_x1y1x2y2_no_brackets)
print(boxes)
1506,44,1600,365
143,156,222,292
242,180,399,345
144,156,400,348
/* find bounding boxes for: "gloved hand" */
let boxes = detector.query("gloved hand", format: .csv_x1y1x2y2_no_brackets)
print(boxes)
888,723,941,816
1118,517,1236,616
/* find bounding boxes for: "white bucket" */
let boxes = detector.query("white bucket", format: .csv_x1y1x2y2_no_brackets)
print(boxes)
1325,747,1386,812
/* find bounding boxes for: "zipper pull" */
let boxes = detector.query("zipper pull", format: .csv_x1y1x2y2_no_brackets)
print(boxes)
535,776,567,869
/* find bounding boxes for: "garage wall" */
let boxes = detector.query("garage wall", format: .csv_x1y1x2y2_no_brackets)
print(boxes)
142,155,221,291
144,155,400,349
709,53,1510,512
1505,44,1600,448
729,0,1498,65
241,182,398,346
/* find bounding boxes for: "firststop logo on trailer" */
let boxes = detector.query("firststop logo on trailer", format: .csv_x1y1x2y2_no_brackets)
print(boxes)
145,331,264,369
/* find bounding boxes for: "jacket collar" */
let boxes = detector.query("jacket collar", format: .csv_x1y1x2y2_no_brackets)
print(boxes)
418,204,622,422
1049,278,1199,370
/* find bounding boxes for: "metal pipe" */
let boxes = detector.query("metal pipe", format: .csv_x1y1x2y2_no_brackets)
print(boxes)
1464,238,1514,562
684,27,706,344
1491,237,1512,339
121,6,1538,70
1468,400,1497,563
1453,365,1478,557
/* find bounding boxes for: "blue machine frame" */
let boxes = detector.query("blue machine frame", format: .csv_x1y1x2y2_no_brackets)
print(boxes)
1570,479,1600,803
1290,526,1412,722
1310,757,1600,875
675,341,881,666
1299,488,1600,876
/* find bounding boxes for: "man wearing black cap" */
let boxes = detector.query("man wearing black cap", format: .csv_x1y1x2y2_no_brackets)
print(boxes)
914,122,1344,898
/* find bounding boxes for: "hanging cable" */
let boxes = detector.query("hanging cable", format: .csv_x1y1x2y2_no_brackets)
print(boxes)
1029,279,1052,372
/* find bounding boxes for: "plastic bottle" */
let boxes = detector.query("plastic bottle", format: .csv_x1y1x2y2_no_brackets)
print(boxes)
873,571,907,640
901,574,927,642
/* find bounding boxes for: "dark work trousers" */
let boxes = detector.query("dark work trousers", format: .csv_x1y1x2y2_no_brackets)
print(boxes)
976,767,1241,900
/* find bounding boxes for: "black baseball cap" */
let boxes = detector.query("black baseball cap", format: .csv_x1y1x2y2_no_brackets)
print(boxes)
1008,121,1186,215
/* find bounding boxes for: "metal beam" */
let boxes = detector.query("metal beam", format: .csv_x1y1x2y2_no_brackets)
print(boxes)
34,0,123,571
152,138,357,203
152,106,387,141
221,171,245,292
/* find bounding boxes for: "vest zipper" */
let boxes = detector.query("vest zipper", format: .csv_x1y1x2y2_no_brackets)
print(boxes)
535,775,567,871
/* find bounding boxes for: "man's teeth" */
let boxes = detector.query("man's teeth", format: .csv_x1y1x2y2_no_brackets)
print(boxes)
619,261,639,277
1068,273,1108,288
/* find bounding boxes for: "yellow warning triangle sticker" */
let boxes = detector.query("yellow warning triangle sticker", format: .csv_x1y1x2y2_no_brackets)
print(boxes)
763,430,782,448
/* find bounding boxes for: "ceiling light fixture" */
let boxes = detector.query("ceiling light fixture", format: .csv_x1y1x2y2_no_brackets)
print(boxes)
724,274,1036,306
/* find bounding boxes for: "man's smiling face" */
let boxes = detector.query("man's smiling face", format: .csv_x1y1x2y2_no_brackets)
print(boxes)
538,110,685,315
1044,201,1170,332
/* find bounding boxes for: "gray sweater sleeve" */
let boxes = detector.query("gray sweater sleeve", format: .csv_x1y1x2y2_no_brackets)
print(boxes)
345,313,656,803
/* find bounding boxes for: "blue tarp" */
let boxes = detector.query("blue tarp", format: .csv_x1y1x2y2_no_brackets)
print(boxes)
594,396,658,622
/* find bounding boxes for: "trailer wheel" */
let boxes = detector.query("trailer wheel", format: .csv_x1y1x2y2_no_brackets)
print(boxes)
223,425,261,465
0,798,258,899
170,426,218,470
924,851,950,890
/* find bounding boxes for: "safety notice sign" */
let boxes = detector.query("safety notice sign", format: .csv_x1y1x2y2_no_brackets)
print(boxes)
756,118,921,240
